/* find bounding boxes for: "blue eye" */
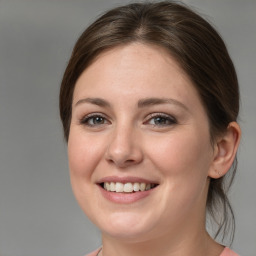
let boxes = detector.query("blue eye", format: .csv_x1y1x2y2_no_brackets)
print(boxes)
146,114,176,126
81,114,108,126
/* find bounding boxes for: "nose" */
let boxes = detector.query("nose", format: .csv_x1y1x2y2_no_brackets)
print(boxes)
105,125,143,168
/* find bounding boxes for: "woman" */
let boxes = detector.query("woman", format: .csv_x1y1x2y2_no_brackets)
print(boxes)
59,1,241,256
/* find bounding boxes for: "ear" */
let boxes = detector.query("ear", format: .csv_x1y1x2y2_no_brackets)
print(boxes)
208,122,241,179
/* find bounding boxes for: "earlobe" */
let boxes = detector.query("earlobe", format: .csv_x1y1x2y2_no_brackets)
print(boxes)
208,122,241,179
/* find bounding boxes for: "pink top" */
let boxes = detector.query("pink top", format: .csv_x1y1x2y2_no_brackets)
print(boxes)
85,247,239,256
220,247,240,256
85,248,101,256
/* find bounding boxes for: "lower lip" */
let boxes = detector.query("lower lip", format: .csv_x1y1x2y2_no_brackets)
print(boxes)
98,185,155,204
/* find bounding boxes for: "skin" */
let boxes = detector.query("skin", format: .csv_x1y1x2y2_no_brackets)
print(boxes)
68,43,240,256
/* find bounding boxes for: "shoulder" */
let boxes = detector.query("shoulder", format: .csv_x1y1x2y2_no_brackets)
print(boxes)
220,247,240,256
84,248,101,256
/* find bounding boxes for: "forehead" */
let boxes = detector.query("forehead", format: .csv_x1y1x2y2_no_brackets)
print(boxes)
74,43,202,110
76,43,189,85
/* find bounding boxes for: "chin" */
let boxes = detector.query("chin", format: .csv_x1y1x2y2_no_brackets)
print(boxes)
94,211,159,241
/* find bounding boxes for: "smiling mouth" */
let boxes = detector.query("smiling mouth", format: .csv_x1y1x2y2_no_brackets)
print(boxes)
100,182,158,193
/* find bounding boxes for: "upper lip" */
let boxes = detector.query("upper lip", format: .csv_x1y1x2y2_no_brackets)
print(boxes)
97,176,159,184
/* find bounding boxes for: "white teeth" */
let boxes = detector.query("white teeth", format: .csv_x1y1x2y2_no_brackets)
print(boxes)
123,183,133,192
140,183,146,191
104,182,110,191
133,183,140,192
110,182,115,192
145,184,151,191
102,182,156,193
115,182,124,192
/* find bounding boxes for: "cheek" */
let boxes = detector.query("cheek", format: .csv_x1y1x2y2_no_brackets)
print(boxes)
67,129,107,217
67,128,106,179
147,131,212,217
146,129,212,185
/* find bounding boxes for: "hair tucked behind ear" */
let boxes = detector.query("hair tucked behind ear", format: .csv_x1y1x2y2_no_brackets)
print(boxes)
60,1,239,245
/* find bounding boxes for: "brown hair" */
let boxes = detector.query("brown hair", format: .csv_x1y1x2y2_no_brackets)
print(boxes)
60,1,239,244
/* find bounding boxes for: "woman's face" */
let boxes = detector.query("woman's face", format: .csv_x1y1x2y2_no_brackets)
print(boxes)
68,43,216,241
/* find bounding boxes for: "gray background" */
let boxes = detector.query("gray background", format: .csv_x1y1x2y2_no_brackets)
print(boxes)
0,0,255,255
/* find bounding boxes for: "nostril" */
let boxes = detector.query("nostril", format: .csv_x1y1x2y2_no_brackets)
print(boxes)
126,159,135,163
106,156,139,168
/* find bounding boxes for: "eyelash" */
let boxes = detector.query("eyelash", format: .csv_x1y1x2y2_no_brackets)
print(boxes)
144,113,177,127
79,113,109,127
79,113,177,128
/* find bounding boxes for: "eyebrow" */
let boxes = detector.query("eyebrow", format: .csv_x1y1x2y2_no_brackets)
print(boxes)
138,97,188,110
74,97,188,110
75,98,111,107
